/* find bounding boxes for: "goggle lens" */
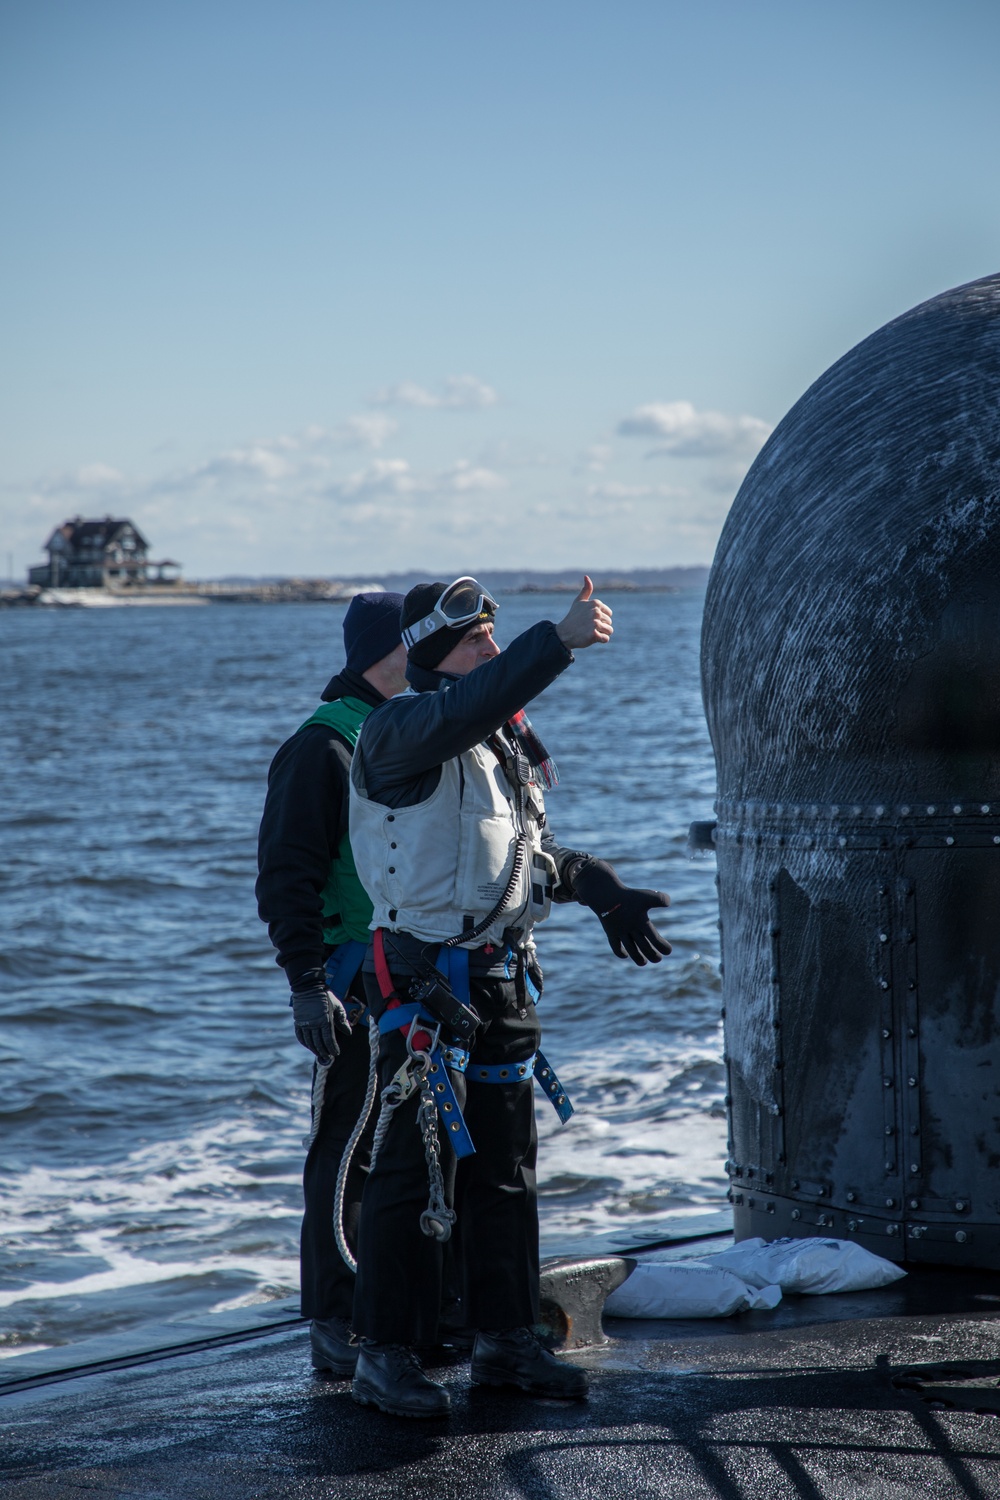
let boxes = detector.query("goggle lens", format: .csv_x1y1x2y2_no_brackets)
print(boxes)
440,578,496,622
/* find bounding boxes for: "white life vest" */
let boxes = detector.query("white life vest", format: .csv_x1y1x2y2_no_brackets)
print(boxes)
349,720,557,947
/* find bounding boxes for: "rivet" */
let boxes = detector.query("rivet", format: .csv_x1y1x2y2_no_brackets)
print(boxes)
945,836,955,846
885,1198,895,1208
846,1191,856,1202
880,980,890,991
875,806,885,817
910,1164,919,1174
909,1198,919,1209
887,1224,899,1235
910,1125,920,1136
847,1218,858,1231
879,933,889,944
995,836,1000,845
882,1028,891,1039
791,1179,800,1190
884,1127,893,1137
883,1077,893,1089
982,805,991,815
953,805,962,815
838,836,847,848
900,805,911,816
956,1230,968,1244
791,1209,801,1221
927,805,936,815
908,1077,917,1087
955,1200,966,1212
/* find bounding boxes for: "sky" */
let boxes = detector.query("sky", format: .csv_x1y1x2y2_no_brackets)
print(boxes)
2,0,1000,580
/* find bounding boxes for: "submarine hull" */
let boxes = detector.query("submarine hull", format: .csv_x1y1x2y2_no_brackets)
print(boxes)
701,273,1000,1266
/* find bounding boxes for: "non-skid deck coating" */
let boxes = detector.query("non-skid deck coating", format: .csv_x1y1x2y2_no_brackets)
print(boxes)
5,1268,1000,1498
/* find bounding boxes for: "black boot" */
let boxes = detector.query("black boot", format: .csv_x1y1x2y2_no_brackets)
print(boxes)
352,1341,451,1418
310,1316,359,1376
471,1327,588,1399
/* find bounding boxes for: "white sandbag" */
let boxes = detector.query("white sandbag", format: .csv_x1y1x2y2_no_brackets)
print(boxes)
603,1260,782,1319
708,1237,906,1295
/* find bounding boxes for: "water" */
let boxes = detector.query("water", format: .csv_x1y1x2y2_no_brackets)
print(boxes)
0,592,724,1358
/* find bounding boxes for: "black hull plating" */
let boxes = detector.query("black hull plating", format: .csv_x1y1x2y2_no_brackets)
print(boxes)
702,273,1000,1267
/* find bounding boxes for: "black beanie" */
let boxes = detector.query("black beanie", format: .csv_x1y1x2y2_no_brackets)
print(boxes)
342,591,404,674
400,582,466,670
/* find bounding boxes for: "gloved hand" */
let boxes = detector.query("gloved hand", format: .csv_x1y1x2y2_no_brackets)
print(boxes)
289,969,352,1064
571,858,672,965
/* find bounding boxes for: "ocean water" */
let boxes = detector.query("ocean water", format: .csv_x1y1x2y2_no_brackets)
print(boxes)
0,591,724,1358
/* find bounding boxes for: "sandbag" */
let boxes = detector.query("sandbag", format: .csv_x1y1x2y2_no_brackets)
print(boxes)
603,1260,782,1319
708,1237,906,1295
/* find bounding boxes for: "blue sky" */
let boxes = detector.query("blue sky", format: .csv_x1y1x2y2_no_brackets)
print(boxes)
2,0,999,578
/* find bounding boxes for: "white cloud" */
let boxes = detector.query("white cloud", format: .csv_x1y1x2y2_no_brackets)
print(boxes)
35,462,128,495
370,374,499,410
441,461,506,493
325,458,505,508
326,458,425,503
617,400,771,458
577,444,612,474
337,413,398,449
192,445,297,483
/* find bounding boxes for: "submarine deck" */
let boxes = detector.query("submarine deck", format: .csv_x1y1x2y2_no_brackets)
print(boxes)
5,1256,1000,1499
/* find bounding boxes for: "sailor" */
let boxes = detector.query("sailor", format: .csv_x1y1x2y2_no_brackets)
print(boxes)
348,575,672,1417
255,590,407,1378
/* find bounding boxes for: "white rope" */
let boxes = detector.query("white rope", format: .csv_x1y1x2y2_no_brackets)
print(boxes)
333,1017,381,1274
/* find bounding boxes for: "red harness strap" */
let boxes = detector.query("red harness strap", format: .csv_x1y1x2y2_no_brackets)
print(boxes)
373,928,433,1053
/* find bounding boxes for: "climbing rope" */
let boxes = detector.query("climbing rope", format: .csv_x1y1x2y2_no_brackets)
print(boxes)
332,1016,381,1274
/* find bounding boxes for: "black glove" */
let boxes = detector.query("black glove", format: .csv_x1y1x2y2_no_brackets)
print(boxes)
289,969,352,1064
571,858,672,966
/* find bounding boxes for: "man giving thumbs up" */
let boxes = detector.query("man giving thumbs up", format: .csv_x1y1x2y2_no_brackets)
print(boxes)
346,574,671,1417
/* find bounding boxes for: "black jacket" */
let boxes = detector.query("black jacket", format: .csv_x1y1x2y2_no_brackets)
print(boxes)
256,668,384,985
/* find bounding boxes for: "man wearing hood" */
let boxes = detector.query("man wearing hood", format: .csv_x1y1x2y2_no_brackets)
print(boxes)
347,576,671,1417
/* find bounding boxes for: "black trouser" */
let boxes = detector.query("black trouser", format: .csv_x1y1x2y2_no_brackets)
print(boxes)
352,973,542,1346
299,980,375,1322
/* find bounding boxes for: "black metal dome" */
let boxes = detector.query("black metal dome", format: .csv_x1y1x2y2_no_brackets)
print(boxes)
701,273,1000,1266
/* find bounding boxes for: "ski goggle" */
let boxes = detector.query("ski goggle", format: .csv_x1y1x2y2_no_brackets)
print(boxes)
401,576,498,649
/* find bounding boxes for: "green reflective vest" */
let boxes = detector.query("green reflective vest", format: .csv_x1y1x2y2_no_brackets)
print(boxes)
297,696,375,946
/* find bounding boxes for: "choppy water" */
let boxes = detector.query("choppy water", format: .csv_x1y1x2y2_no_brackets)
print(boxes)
0,592,723,1358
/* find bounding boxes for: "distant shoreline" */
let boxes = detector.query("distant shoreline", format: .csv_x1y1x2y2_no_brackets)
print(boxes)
1,566,710,608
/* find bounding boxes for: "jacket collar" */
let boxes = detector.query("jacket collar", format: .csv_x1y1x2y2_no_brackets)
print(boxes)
320,666,386,707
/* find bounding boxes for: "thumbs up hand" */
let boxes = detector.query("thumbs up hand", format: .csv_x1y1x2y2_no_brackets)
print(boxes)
555,575,614,650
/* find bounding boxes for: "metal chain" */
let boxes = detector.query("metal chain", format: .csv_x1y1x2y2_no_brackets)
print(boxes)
417,1073,457,1242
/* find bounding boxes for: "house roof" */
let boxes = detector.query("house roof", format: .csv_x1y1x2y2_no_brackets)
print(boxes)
45,517,150,552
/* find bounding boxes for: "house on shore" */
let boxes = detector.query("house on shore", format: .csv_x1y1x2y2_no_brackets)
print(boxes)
28,518,182,589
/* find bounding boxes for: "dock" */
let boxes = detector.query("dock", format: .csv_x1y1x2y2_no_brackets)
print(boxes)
4,1224,1000,1497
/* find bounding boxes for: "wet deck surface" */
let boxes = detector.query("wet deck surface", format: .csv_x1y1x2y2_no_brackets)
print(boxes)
4,1268,1000,1498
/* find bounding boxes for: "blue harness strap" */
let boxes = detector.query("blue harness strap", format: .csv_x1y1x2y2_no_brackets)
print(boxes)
375,937,572,1152
533,1051,574,1123
468,1055,537,1084
324,939,368,1025
376,992,476,1158
465,945,574,1121
425,1055,475,1158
